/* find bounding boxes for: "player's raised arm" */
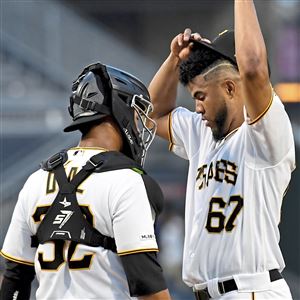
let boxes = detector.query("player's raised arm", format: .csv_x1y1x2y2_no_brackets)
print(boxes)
148,29,201,140
234,0,272,122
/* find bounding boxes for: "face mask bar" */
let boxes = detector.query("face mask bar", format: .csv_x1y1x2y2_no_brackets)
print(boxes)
131,94,157,165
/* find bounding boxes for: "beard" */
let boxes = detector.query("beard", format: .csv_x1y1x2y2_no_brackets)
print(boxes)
211,100,228,141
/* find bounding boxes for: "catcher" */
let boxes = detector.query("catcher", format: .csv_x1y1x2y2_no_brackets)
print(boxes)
0,63,171,300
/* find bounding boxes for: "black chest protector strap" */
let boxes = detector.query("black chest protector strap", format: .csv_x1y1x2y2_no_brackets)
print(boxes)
31,151,145,252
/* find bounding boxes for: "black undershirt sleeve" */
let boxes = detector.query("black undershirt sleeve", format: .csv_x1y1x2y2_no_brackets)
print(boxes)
0,259,35,300
120,251,167,297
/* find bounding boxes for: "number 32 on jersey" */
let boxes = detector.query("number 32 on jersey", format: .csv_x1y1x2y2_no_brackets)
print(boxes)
32,168,94,271
32,205,95,271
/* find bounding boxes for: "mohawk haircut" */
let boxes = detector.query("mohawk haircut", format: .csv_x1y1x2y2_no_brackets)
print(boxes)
179,46,237,86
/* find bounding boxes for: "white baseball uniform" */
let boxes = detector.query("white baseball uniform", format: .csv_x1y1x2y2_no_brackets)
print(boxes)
168,90,295,299
1,147,158,300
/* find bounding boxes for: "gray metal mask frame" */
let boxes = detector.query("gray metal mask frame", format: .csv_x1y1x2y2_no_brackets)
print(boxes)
131,94,157,166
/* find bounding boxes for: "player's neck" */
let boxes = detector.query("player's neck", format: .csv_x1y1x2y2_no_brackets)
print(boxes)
227,98,244,134
79,120,123,152
228,113,244,134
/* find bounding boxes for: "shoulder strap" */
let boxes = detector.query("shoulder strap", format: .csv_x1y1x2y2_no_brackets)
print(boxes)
91,151,145,174
140,174,164,216
32,150,160,253
97,152,164,216
32,150,117,252
40,150,68,171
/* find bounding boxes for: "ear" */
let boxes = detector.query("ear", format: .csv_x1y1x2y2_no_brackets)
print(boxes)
223,80,235,99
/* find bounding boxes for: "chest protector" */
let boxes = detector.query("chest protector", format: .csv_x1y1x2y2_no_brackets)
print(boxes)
31,150,164,253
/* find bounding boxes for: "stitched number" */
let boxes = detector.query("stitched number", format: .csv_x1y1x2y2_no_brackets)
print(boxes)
205,195,243,233
38,240,65,270
33,205,95,270
225,195,244,231
68,242,94,270
205,197,226,233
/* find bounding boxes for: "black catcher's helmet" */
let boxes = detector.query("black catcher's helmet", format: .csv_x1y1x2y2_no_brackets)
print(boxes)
64,62,156,166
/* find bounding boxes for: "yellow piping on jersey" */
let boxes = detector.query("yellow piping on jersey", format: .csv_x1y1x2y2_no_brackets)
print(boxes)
248,87,274,125
118,248,159,256
0,250,34,266
223,127,239,141
64,160,71,166
69,146,109,151
168,111,174,152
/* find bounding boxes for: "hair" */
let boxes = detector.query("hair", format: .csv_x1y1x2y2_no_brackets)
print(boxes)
201,59,239,82
179,46,238,86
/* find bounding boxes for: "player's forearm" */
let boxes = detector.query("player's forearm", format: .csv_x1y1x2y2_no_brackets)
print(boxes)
234,0,271,120
234,0,268,76
148,52,180,120
0,276,32,300
0,260,35,300
138,289,172,300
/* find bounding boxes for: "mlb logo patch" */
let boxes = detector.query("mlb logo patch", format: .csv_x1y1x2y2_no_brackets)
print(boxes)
140,234,155,241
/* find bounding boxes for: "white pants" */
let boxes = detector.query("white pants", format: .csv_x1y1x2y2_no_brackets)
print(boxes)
212,279,292,300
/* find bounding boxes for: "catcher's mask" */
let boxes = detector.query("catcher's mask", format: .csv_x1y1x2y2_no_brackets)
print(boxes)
64,62,156,166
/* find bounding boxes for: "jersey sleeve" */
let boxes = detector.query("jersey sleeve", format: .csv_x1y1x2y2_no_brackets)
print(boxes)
1,178,36,266
244,89,296,169
120,252,167,297
169,107,203,160
110,172,159,255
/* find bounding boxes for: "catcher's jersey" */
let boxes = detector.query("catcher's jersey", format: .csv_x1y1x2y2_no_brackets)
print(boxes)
1,147,158,299
169,90,295,287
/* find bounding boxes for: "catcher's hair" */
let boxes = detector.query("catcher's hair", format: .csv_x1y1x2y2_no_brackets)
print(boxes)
179,46,238,85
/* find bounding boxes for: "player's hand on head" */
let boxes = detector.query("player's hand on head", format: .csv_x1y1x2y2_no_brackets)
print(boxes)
192,33,211,45
170,28,211,60
170,28,193,60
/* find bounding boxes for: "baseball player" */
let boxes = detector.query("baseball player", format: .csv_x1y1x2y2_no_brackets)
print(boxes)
148,0,295,299
0,63,171,300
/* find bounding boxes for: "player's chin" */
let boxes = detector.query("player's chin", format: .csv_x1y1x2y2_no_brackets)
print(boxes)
211,127,224,141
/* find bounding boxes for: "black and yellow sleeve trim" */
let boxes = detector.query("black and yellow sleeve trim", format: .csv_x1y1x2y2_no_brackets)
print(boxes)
118,248,159,256
248,88,274,125
168,111,174,152
0,250,34,266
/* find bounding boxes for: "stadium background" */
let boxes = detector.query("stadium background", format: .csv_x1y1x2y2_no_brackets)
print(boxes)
0,0,299,299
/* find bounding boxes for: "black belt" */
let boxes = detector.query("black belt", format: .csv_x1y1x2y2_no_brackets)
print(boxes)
194,269,282,300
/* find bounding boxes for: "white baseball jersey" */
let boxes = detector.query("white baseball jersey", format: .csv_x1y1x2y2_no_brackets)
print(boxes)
1,147,158,299
168,90,295,287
